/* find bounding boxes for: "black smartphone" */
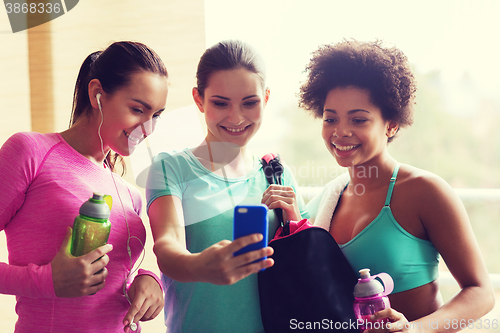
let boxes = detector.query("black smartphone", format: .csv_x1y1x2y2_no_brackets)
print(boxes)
232,204,269,260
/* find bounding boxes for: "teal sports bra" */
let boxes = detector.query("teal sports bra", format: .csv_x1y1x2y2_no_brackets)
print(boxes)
338,164,440,293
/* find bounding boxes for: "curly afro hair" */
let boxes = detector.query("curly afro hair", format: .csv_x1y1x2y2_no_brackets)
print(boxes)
298,40,417,140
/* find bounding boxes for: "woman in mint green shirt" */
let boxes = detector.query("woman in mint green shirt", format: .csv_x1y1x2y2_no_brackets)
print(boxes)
146,40,308,333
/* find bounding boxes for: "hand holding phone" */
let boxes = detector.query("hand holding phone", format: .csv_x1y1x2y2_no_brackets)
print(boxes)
232,204,269,261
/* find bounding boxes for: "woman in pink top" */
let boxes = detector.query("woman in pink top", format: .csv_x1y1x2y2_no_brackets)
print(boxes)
0,41,168,332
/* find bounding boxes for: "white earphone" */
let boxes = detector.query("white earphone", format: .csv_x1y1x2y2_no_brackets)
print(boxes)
94,91,144,324
96,93,102,111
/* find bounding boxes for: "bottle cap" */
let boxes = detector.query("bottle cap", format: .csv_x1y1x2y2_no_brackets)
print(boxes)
353,268,393,298
79,192,111,219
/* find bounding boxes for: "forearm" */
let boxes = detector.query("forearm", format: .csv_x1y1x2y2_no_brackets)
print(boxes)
0,262,56,298
410,285,495,333
153,237,199,283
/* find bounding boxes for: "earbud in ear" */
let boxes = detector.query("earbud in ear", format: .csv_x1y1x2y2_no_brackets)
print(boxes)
96,93,102,111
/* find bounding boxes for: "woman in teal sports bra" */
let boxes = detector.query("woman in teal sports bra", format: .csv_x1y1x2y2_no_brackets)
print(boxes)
300,40,494,331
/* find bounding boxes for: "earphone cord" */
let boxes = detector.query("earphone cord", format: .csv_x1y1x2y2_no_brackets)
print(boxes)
107,161,146,305
98,102,146,306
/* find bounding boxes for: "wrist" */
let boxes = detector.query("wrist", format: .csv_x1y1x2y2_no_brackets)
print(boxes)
136,269,163,292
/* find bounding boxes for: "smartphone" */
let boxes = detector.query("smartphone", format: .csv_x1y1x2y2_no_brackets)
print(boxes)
232,204,269,260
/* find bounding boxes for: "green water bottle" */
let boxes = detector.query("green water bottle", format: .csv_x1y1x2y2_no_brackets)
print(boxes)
70,192,112,257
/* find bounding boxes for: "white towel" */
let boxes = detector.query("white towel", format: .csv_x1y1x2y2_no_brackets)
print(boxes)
309,172,350,231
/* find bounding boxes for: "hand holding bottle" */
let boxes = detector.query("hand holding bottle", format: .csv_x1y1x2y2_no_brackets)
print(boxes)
51,227,113,297
368,308,409,333
353,269,394,331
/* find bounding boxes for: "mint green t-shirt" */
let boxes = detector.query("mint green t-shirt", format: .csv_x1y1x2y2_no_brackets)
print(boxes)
146,149,308,333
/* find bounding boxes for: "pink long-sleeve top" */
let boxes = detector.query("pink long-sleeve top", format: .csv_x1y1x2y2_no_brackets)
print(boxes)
0,132,159,333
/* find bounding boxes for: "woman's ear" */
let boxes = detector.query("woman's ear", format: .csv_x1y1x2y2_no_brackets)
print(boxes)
88,79,103,110
386,120,399,138
264,88,271,107
192,87,205,113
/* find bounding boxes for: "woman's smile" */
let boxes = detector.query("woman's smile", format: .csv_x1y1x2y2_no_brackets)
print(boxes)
124,130,144,142
221,124,251,135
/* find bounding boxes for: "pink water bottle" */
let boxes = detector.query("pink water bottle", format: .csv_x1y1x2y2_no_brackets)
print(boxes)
353,268,394,331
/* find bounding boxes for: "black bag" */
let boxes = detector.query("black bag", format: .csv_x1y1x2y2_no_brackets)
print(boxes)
258,154,359,333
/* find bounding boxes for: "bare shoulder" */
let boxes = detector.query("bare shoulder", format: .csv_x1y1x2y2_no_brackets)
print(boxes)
396,164,455,200
395,164,468,229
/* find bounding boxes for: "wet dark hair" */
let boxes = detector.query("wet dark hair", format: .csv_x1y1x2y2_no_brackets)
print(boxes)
299,39,417,142
195,39,266,97
70,41,168,173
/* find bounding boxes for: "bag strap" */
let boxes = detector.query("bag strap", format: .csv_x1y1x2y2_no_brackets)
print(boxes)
261,154,290,236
